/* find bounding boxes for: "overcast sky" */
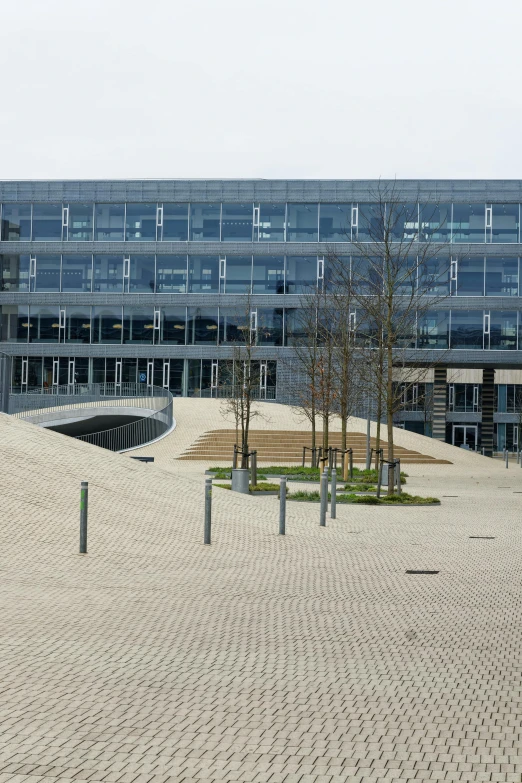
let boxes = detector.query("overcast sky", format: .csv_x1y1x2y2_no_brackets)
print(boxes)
1,0,521,181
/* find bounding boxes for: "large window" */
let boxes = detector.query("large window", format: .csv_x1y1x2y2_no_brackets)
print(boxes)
1,204,31,240
190,204,220,241
491,204,519,243
35,255,61,292
187,307,219,344
94,204,125,241
286,204,318,242
66,307,91,343
156,255,187,293
32,204,62,241
489,311,517,349
355,204,381,241
160,307,186,344
129,255,155,292
252,256,284,293
93,255,124,292
417,311,449,349
91,306,123,344
450,310,484,349
255,308,283,345
452,204,485,243
319,204,351,242
1,305,29,342
68,204,93,241
123,307,155,343
221,204,253,241
419,204,451,243
284,308,307,346
125,204,157,241
224,256,252,293
388,203,419,241
485,256,518,296
188,256,219,292
62,254,92,292
285,256,316,293
161,204,189,241
257,204,285,241
28,306,61,343
420,256,450,296
1,254,30,291
456,256,484,296
219,308,246,344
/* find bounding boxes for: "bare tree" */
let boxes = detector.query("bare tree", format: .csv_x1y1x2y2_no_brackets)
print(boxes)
329,181,452,493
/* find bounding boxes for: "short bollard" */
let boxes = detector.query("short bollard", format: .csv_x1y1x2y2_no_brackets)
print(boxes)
79,481,88,554
506,451,509,469
320,469,328,527
279,478,286,535
330,470,337,519
204,478,212,544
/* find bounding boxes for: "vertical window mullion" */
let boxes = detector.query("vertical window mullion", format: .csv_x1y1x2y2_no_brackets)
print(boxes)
284,203,288,243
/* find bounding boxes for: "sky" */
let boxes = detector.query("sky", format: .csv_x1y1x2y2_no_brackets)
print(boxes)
1,0,521,181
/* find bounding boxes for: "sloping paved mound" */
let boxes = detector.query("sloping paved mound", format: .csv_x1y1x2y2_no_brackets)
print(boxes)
1,412,521,782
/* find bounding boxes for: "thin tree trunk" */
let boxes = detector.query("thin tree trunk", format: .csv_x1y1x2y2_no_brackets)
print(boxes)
387,342,394,494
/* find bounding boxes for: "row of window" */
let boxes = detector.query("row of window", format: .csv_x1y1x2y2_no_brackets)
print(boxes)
398,382,522,413
12,356,276,398
1,201,521,243
2,305,522,349
3,253,522,297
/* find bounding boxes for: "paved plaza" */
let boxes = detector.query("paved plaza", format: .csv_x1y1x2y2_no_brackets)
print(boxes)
0,401,522,782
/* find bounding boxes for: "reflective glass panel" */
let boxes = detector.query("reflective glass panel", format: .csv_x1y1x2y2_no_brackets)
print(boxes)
257,203,285,241
188,359,202,396
485,256,518,296
287,204,318,241
351,255,382,294
68,203,93,241
417,311,449,349
285,256,316,293
188,256,219,292
356,204,382,241
221,204,253,241
156,255,187,293
32,204,62,240
450,310,484,349
491,204,519,243
28,305,61,342
1,305,29,342
123,307,155,343
388,203,419,241
452,204,485,243
224,256,252,293
93,255,124,292
35,255,61,292
419,204,451,242
187,307,219,344
94,204,125,241
168,360,185,396
91,306,123,344
419,255,450,296
489,311,517,349
160,307,186,344
161,204,189,241
125,204,157,241
218,308,246,344
252,255,285,293
66,306,91,343
122,358,137,384
456,256,484,296
319,204,351,242
61,254,92,292
256,308,284,345
129,255,155,292
284,308,308,346
190,204,220,241
0,254,30,291
1,204,31,240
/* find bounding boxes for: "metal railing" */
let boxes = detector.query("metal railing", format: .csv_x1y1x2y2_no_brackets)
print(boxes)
10,382,174,453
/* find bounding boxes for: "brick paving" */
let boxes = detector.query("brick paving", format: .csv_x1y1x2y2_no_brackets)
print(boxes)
0,402,522,782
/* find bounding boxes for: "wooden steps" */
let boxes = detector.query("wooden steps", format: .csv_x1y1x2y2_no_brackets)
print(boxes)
178,429,452,464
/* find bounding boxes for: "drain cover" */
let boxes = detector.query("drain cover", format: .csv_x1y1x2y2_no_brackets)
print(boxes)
406,570,439,575
469,536,495,539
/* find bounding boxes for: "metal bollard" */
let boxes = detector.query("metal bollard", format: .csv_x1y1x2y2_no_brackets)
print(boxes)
506,451,509,469
349,448,353,480
320,469,328,527
396,459,402,495
79,481,88,554
204,478,212,544
251,451,257,488
330,469,337,519
233,445,238,470
279,478,286,535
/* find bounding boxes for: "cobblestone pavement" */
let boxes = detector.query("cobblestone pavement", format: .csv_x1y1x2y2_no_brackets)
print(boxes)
1,403,522,782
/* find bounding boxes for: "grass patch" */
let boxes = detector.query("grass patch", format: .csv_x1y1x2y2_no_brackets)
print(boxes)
210,469,266,481
343,483,376,492
208,465,407,484
213,482,279,493
288,490,438,505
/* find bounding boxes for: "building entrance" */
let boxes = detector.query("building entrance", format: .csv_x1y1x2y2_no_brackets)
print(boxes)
452,425,478,450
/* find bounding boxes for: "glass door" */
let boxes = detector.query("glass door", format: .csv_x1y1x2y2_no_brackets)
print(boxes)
453,425,478,450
